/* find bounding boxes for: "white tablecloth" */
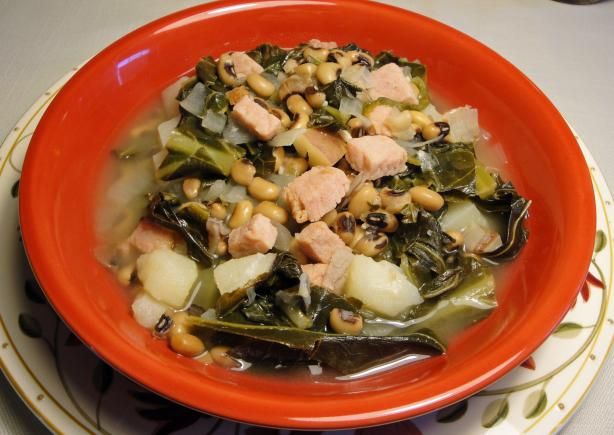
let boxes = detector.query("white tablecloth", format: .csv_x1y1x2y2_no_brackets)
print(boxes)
1,0,612,433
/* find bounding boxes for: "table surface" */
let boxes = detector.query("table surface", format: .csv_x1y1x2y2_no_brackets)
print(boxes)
1,0,613,433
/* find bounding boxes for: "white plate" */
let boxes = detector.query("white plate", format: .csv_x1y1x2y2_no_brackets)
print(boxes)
1,69,612,435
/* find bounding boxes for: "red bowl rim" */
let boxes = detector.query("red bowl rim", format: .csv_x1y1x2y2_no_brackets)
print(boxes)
18,0,596,429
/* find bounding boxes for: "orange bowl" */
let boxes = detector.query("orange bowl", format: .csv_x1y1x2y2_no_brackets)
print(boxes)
19,0,595,429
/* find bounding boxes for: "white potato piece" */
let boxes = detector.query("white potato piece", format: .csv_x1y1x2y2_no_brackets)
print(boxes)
136,248,198,308
131,292,168,329
213,253,277,295
440,201,503,253
344,255,422,318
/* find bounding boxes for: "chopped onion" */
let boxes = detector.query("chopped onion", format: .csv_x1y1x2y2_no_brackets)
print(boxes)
201,308,217,320
220,184,247,203
268,128,306,147
262,72,280,88
202,180,226,201
223,116,256,145
267,173,296,188
298,272,311,310
179,82,207,117
272,220,293,251
152,148,168,169
157,116,180,147
201,111,227,134
161,76,190,118
339,97,364,117
445,106,480,143
401,66,413,79
341,64,371,89
422,104,444,122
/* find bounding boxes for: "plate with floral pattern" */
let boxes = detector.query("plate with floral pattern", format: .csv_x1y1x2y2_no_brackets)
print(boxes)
1,69,612,435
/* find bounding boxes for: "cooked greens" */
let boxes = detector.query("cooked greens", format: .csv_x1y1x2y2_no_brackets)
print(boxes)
100,39,530,378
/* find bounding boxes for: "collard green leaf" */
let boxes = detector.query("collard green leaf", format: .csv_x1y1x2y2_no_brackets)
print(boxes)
157,116,245,180
373,51,427,79
322,78,361,108
190,317,444,375
148,193,218,266
247,44,289,74
195,56,222,89
418,143,476,194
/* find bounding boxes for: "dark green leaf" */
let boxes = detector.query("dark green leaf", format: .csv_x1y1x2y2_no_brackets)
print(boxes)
418,143,476,193
18,313,42,338
436,399,468,423
148,193,218,266
157,116,245,180
373,51,427,79
92,361,114,394
24,280,46,304
523,389,547,419
322,78,361,108
247,44,289,74
481,398,509,428
11,180,19,198
195,56,220,87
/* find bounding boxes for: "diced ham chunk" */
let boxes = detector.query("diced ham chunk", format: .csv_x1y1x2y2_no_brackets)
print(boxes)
295,222,350,264
308,39,337,49
230,52,263,79
228,214,277,258
367,105,394,136
301,263,328,288
283,167,350,223
232,96,281,141
129,220,177,253
368,63,418,105
300,250,353,295
345,135,408,180
321,249,354,295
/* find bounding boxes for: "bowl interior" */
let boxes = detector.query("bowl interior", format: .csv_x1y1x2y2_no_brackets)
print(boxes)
19,0,595,429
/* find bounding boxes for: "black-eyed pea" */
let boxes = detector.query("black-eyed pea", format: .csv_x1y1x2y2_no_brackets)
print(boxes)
182,178,201,200
348,182,381,218
380,188,412,214
364,210,399,233
304,47,329,63
409,110,432,130
210,345,241,368
291,112,310,129
270,108,292,128
286,94,313,115
230,158,256,186
321,209,338,227
209,202,227,220
409,186,444,211
170,333,205,357
246,73,275,98
329,308,363,335
282,156,309,176
254,201,288,225
295,62,317,77
333,212,357,245
316,62,341,85
228,200,253,228
217,53,239,86
446,230,464,248
304,86,326,109
248,177,280,201
354,230,388,257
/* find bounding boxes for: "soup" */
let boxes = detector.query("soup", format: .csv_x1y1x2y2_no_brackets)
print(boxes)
96,39,530,377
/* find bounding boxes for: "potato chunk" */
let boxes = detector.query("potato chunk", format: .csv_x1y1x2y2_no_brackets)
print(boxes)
136,249,198,308
293,129,346,167
213,253,277,295
344,255,422,318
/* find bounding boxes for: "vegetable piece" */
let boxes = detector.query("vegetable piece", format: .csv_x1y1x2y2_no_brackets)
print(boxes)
440,200,504,251
213,253,277,295
344,255,423,318
157,117,245,180
157,116,180,147
136,248,198,308
445,107,480,143
148,192,218,266
179,82,208,117
191,268,219,310
293,129,346,166
131,292,168,329
189,317,443,375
